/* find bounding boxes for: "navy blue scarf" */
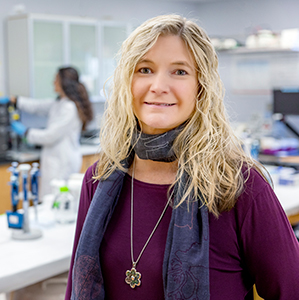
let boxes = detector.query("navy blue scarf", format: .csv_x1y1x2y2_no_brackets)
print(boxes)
71,129,210,299
132,125,184,162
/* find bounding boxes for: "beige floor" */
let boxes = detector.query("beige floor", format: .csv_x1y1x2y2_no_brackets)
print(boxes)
10,272,68,300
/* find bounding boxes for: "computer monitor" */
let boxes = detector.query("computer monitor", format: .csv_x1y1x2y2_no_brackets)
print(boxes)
273,89,299,115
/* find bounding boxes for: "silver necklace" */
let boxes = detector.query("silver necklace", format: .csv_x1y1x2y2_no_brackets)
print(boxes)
125,160,171,289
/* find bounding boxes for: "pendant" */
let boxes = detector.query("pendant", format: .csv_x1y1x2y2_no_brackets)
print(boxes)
125,266,141,288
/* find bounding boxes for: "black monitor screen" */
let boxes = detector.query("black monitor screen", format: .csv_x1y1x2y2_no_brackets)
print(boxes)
273,89,299,115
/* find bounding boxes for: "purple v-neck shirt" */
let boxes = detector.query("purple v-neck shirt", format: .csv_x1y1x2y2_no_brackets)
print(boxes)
66,163,299,299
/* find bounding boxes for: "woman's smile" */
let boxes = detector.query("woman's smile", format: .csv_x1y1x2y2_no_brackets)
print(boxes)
144,101,176,107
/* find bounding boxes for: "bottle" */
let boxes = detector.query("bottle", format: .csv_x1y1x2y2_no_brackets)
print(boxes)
53,186,76,224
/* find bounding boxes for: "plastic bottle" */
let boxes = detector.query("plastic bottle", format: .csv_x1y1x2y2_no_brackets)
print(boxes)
53,186,76,224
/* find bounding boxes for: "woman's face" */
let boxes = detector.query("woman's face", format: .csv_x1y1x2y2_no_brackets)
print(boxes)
132,35,198,135
54,74,64,96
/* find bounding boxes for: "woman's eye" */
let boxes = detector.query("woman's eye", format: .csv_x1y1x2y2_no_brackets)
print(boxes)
139,68,152,74
175,70,187,75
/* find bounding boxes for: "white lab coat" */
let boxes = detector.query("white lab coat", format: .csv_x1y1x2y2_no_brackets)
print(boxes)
17,96,82,199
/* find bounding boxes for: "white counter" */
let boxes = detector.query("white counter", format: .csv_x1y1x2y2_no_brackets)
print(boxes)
6,144,100,163
274,185,299,216
0,207,75,293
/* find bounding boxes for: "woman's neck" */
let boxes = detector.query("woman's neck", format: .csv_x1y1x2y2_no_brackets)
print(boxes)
128,155,177,185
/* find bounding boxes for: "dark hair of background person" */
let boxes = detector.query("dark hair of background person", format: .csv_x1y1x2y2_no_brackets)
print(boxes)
58,66,93,130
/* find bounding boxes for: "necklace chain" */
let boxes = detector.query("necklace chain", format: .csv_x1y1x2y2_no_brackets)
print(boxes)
126,159,171,288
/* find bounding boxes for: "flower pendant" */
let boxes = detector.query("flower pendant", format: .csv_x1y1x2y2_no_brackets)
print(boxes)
125,267,141,288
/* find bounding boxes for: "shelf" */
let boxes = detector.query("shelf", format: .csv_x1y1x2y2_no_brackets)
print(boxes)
259,153,299,167
218,47,299,55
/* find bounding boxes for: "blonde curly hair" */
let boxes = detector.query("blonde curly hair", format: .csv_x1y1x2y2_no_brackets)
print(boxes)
95,14,268,217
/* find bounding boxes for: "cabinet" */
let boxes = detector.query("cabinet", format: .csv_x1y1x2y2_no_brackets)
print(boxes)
7,14,131,101
100,23,129,89
32,20,64,98
80,153,98,173
0,154,98,215
218,47,299,95
0,163,13,214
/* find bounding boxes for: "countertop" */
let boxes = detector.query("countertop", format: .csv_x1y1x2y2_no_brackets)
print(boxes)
0,206,75,293
275,185,299,216
259,153,299,168
0,143,100,165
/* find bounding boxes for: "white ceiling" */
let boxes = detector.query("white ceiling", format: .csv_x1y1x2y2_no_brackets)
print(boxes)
160,0,226,2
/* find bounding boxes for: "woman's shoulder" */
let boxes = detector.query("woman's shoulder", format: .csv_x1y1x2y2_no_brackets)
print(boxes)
242,166,270,194
61,97,74,103
55,98,78,117
58,97,76,109
236,166,279,218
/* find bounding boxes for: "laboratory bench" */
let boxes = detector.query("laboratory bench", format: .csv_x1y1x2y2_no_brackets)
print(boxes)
0,144,100,215
0,207,75,295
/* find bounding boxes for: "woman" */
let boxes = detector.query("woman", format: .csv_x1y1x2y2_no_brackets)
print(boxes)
66,15,299,299
11,67,93,198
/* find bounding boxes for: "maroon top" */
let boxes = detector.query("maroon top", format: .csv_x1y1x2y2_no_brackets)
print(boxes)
100,175,172,299
66,163,299,299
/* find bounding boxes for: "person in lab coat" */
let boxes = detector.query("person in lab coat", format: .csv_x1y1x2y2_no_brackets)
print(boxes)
10,66,93,199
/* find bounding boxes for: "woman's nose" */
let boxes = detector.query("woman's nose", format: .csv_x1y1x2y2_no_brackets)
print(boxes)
149,72,170,95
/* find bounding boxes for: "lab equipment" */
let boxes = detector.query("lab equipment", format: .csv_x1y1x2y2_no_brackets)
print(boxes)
30,162,40,221
260,136,299,155
273,89,299,116
0,100,10,157
67,173,84,211
243,138,260,160
273,89,299,138
6,162,22,229
6,162,43,240
53,186,76,224
8,104,24,152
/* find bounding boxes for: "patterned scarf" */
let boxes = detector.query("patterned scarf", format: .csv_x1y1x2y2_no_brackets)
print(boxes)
132,125,184,162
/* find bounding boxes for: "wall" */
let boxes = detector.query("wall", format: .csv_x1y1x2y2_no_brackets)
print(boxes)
0,0,198,129
2,0,299,128
0,0,198,97
195,0,299,130
196,0,299,41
